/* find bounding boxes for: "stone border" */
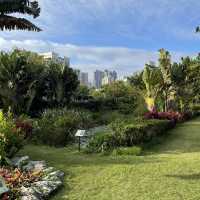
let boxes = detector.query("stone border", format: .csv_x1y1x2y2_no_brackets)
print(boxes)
10,156,64,200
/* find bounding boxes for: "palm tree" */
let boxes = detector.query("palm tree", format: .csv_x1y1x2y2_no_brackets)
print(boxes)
0,0,41,31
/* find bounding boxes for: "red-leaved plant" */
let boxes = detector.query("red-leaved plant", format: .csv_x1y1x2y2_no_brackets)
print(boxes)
144,111,192,123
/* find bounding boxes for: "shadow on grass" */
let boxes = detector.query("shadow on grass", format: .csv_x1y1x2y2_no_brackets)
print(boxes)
143,118,200,155
18,145,164,168
166,173,200,181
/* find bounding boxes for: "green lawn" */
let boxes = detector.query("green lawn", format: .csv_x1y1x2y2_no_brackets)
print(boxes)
19,117,200,200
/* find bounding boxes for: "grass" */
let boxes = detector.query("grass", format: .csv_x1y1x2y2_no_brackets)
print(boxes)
18,117,200,200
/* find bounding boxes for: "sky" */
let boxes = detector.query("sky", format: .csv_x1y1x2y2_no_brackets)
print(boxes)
1,0,200,80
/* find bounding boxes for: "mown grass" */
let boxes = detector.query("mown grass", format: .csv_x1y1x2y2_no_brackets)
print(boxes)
19,117,200,200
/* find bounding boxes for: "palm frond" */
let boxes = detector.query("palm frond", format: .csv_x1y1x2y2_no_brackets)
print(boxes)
0,0,40,18
0,15,41,31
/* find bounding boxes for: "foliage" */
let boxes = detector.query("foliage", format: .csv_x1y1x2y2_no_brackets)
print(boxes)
87,119,173,153
0,0,41,31
74,85,90,100
0,49,79,116
33,108,94,146
0,167,42,199
129,49,200,113
90,81,139,114
112,146,142,156
142,64,163,111
144,111,185,122
15,116,33,139
0,110,25,164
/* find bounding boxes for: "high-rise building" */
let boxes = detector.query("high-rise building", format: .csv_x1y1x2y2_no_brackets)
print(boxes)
39,52,70,66
80,72,89,86
102,70,118,85
94,70,104,89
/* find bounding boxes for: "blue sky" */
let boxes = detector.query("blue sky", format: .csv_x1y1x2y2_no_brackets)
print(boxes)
0,0,200,79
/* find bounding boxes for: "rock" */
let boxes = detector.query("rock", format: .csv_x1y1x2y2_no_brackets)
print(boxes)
21,195,41,200
42,168,64,181
20,186,39,197
47,170,65,180
42,167,55,174
11,156,29,169
11,156,65,200
23,161,47,172
20,186,42,200
0,176,9,196
42,174,60,182
31,180,63,197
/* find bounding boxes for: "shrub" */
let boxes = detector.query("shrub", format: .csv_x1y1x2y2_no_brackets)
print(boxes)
87,119,174,153
86,132,114,153
144,111,190,122
191,105,200,116
93,111,125,125
15,116,33,139
0,111,25,163
33,108,94,146
112,146,142,156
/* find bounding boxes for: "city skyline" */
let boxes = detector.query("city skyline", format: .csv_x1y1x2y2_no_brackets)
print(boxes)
78,69,119,88
40,51,121,84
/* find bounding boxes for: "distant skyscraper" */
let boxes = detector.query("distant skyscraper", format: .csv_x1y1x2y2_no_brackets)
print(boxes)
39,52,70,66
94,70,104,89
102,70,118,85
80,72,89,86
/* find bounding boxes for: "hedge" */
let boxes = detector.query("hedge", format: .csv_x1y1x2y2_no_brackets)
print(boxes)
87,119,175,153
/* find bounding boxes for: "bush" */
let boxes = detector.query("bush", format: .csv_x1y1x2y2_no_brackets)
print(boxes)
86,132,114,153
112,146,142,156
92,111,126,125
0,111,25,163
33,108,94,146
87,119,174,153
15,115,33,139
144,111,189,122
192,105,200,116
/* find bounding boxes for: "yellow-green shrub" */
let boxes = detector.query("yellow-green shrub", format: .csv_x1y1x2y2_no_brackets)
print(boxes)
0,111,24,163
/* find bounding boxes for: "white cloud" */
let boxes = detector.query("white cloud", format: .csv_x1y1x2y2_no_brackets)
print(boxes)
0,37,195,81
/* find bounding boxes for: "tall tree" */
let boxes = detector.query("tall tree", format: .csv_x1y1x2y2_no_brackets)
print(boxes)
159,49,176,111
0,0,41,31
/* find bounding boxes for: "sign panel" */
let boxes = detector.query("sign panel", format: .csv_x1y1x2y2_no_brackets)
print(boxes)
75,130,86,137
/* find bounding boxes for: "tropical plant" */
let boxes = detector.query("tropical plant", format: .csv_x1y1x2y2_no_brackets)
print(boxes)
0,49,79,116
142,64,163,111
42,61,79,108
0,49,45,115
159,49,176,111
0,0,41,31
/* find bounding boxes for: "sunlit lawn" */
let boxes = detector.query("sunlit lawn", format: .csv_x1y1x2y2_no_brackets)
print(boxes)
19,117,200,200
